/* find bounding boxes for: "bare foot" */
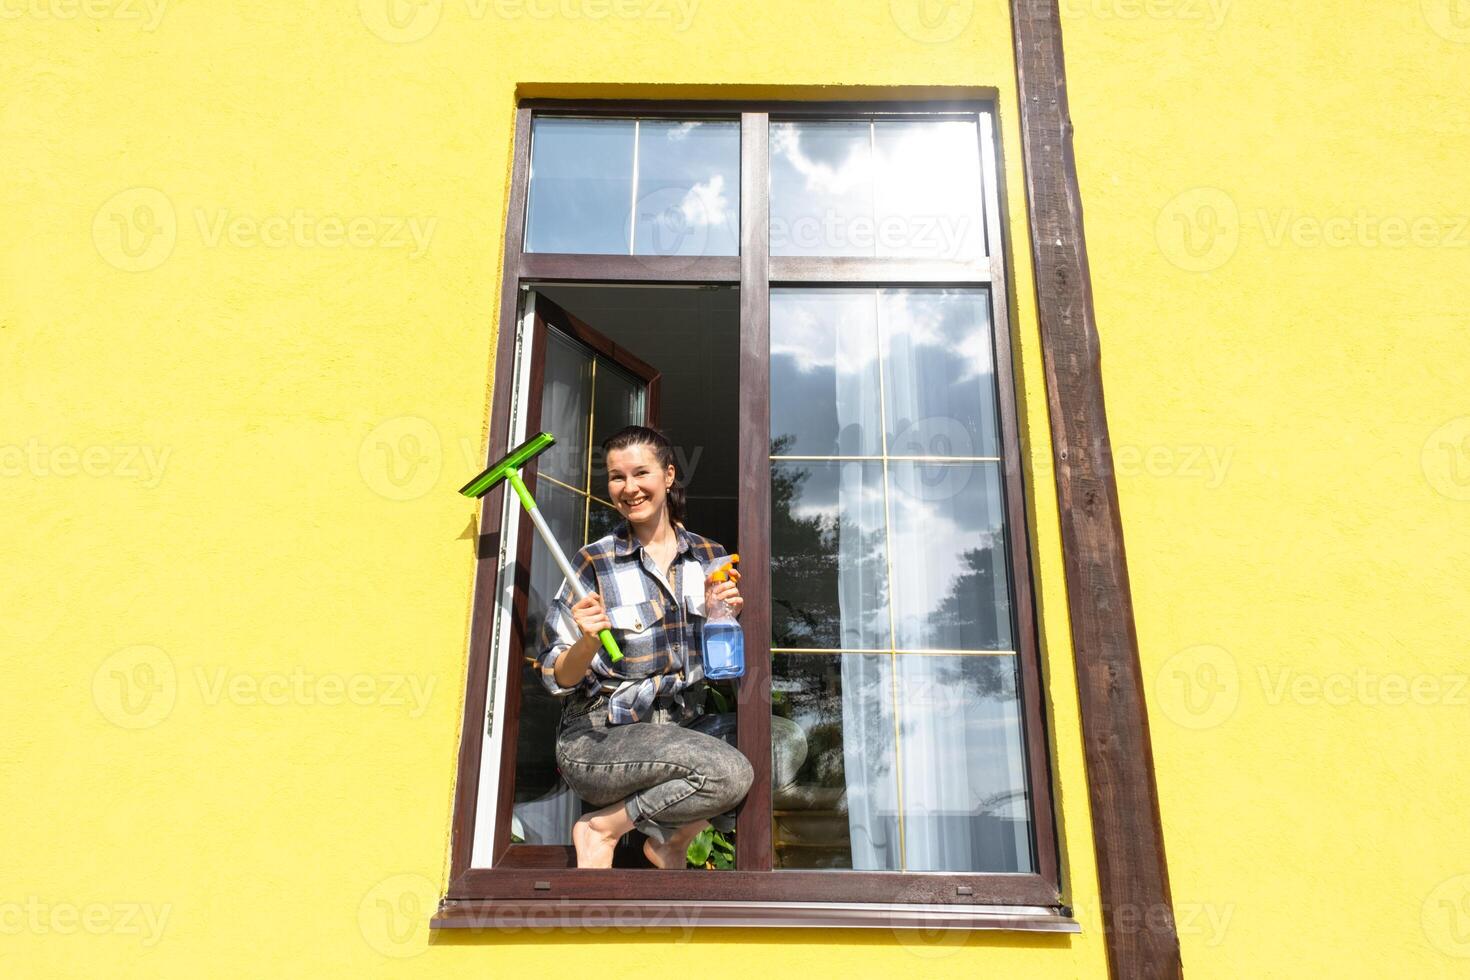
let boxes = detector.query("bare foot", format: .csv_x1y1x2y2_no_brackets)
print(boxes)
642,837,688,869
572,811,627,868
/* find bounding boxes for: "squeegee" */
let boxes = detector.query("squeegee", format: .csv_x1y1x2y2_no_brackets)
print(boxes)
458,432,623,662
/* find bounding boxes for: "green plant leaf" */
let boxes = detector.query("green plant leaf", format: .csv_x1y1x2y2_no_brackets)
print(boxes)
685,828,714,866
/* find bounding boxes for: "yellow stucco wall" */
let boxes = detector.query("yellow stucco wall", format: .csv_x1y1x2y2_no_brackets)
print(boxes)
3,2,1465,977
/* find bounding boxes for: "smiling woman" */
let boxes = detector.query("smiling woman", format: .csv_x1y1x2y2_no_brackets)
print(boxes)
535,425,755,868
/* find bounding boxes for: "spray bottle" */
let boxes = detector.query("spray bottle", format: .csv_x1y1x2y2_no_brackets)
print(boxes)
701,554,745,680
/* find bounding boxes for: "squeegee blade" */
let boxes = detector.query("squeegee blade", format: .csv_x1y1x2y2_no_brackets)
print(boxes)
458,431,556,498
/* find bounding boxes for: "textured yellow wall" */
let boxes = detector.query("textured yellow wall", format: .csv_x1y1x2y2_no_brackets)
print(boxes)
3,1,1464,977
1060,3,1470,977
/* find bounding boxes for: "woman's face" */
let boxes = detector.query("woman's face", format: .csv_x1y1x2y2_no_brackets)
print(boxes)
605,443,674,527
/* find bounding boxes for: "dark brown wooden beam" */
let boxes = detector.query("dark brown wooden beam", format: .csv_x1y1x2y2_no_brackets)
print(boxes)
1008,3,1182,978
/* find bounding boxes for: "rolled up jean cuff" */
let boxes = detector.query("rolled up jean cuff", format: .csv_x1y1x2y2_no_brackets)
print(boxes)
624,795,679,844
624,796,736,844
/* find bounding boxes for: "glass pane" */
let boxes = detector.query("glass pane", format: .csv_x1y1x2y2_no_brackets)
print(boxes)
887,462,1012,651
590,363,644,487
525,117,635,254
879,289,1000,459
771,461,889,650
771,654,899,870
539,330,594,489
526,481,588,639
514,479,589,846
770,289,882,457
893,654,1032,872
632,120,739,258
587,499,623,541
769,120,874,257
872,119,985,260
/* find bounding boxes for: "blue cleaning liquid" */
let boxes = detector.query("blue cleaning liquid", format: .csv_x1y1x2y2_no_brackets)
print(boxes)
702,620,745,680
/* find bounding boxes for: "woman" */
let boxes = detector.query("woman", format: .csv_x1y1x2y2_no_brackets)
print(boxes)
537,424,754,869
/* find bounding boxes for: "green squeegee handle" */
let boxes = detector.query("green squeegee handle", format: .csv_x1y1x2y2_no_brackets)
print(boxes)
506,470,623,663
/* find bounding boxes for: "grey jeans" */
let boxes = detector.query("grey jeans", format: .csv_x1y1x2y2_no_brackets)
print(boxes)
555,690,755,845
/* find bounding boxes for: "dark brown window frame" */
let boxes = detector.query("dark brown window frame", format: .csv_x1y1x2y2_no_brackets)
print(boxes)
436,95,1087,935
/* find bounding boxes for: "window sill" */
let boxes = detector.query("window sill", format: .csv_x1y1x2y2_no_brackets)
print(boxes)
431,898,1080,933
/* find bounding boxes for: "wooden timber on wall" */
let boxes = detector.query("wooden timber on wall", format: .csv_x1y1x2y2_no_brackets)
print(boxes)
1008,2,1184,977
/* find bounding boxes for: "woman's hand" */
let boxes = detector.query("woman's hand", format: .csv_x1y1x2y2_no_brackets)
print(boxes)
707,567,743,618
570,592,612,640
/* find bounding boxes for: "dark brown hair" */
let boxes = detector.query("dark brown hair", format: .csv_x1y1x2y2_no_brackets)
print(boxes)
601,425,685,527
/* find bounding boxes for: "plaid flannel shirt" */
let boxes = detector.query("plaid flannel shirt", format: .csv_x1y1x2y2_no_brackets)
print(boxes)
537,520,729,725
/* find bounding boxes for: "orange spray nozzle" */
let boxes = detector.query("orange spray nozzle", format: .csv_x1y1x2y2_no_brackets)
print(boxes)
708,553,740,582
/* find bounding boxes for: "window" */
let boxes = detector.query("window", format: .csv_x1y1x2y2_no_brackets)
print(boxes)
441,100,1071,931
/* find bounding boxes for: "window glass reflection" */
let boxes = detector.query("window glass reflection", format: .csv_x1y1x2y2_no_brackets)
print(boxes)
771,461,889,651
525,117,635,254
893,654,1032,872
772,654,900,869
888,462,1012,651
770,289,882,458
770,118,985,260
879,290,999,459
633,120,739,258
525,117,739,256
